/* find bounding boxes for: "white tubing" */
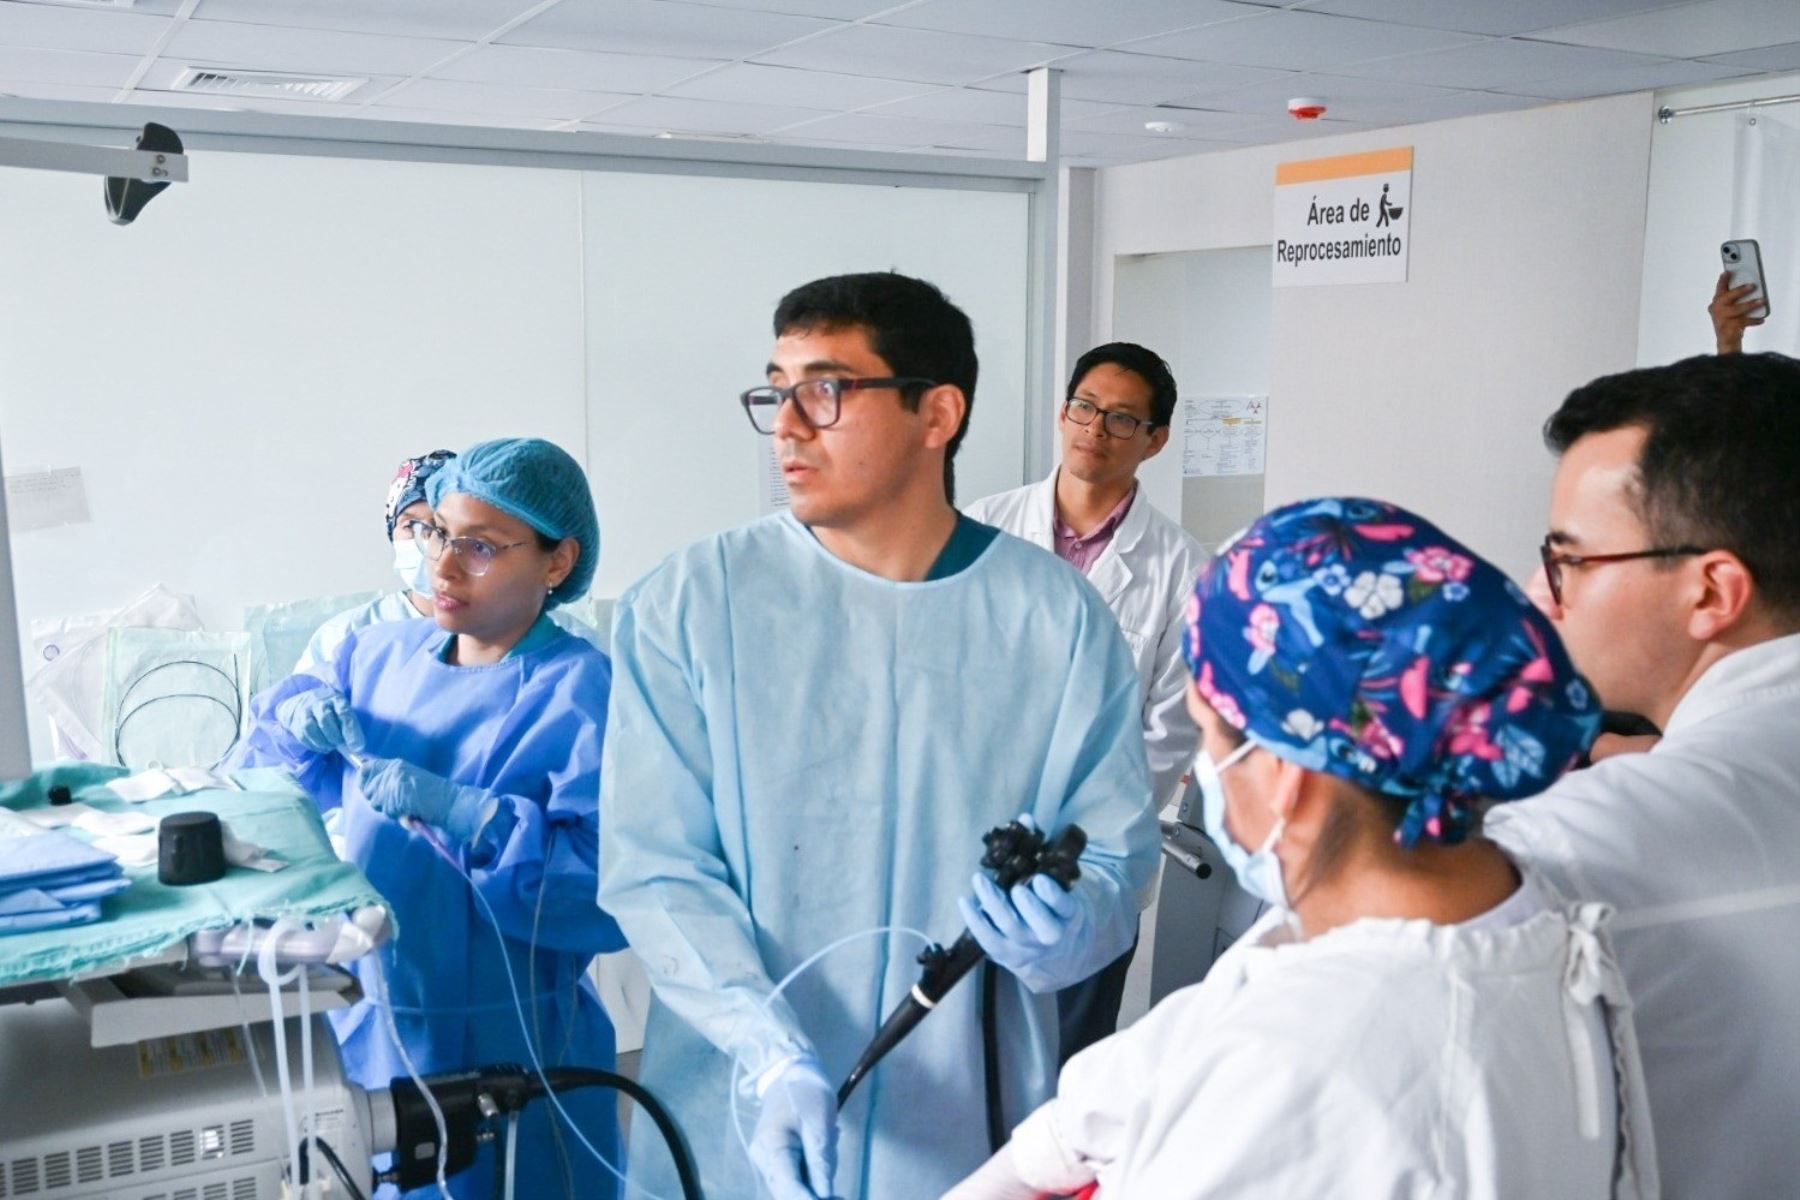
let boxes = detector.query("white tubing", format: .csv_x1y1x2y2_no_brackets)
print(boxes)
365,947,452,1199
726,924,933,1172
255,917,304,1190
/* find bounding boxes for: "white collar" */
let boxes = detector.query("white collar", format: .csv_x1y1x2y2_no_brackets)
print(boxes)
1661,631,1800,738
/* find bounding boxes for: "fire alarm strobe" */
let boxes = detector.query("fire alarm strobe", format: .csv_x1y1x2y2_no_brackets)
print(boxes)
1288,97,1327,120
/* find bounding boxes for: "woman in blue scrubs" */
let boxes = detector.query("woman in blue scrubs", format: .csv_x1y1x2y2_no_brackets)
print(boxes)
237,437,622,1199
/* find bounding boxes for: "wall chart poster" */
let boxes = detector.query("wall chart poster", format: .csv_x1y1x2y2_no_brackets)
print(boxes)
1183,394,1268,478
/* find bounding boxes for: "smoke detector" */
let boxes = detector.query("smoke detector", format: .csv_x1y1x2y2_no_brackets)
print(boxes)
172,67,368,103
1288,96,1328,120
1143,119,1186,134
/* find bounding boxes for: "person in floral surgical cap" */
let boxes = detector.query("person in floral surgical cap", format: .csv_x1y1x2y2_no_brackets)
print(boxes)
943,496,1660,1200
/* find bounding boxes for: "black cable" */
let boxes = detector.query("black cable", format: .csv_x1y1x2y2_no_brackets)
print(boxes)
111,656,244,769
534,1067,704,1200
981,960,1004,1153
302,1136,371,1200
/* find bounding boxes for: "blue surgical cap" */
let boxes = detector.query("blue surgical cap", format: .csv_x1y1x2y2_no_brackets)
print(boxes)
426,438,598,607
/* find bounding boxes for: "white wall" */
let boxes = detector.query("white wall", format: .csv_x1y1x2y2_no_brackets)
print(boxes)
1638,71,1800,366
1090,92,1657,581
581,171,1029,595
0,152,588,633
0,146,1032,759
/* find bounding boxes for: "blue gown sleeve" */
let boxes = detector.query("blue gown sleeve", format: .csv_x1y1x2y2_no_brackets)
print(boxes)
457,654,626,960
597,587,812,1080
231,660,348,809
1019,588,1162,993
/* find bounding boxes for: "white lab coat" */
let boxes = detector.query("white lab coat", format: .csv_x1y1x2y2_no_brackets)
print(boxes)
973,872,1658,1200
965,471,1207,810
1487,632,1800,1200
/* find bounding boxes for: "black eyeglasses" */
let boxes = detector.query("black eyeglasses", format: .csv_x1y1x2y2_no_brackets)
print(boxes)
1064,397,1159,439
407,519,530,578
739,376,936,435
1538,538,1706,607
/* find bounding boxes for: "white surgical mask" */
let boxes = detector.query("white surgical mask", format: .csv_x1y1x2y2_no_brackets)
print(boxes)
1195,740,1290,910
393,540,433,597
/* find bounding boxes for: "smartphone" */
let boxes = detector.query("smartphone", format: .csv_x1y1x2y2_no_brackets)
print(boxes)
1722,238,1771,320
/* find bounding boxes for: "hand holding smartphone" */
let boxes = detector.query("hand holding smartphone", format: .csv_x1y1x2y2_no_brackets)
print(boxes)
1722,239,1771,321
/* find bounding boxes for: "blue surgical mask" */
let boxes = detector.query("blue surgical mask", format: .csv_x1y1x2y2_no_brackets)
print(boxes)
393,540,433,597
1195,740,1290,910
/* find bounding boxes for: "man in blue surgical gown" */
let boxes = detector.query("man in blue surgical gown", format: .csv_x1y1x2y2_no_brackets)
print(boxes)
599,273,1159,1200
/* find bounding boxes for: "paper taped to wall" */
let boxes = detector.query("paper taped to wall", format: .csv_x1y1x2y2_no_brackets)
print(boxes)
1183,395,1269,478
6,467,90,534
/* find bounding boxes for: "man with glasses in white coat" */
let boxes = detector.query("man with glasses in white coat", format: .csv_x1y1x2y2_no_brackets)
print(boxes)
1489,351,1800,1198
965,342,1206,1062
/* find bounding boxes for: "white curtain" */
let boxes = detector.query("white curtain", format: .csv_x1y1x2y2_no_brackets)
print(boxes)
1732,110,1800,354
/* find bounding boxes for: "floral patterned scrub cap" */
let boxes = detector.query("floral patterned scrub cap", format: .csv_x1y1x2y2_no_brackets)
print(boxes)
1183,497,1600,847
383,449,457,539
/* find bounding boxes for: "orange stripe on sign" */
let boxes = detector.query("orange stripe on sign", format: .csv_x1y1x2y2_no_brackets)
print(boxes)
1275,146,1413,185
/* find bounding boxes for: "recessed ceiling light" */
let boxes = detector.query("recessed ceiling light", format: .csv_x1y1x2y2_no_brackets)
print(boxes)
1144,120,1184,134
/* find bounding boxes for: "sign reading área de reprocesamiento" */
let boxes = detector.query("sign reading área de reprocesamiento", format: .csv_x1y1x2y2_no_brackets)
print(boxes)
1272,146,1412,287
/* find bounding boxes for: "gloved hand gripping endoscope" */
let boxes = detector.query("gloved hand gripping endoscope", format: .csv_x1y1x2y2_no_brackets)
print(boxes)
835,818,1087,1108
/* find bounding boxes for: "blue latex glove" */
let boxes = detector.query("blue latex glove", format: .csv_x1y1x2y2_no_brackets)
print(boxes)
748,1056,839,1200
958,870,1093,993
276,688,364,756
357,758,494,844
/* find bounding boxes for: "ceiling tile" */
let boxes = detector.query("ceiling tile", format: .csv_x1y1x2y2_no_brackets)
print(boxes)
663,61,932,109
358,104,561,129
372,76,634,119
502,1,836,59
431,43,719,93
1063,128,1268,160
1292,0,1693,37
1066,104,1353,143
1329,38,1672,89
0,4,172,56
668,0,899,16
753,24,1073,85
771,111,1009,147
1500,57,1758,100
163,21,471,77
872,0,1259,50
866,87,1137,127
1124,10,1483,72
0,45,139,88
1170,74,1541,124
582,93,840,134
0,81,122,103
944,122,1260,161
176,0,544,41
977,49,1292,105
1700,40,1800,72
1532,0,1800,58
16,0,188,13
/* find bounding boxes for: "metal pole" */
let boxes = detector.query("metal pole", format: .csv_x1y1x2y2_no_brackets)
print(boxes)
1024,67,1062,486
1658,92,1800,124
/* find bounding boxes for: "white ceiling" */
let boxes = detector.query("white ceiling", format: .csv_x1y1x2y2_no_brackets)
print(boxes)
0,0,1796,166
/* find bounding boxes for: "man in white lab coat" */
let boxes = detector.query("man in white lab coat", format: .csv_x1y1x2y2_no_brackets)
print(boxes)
1487,351,1800,1199
964,342,1206,1062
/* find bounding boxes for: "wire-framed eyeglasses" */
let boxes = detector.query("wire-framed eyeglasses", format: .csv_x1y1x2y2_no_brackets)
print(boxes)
406,518,531,577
